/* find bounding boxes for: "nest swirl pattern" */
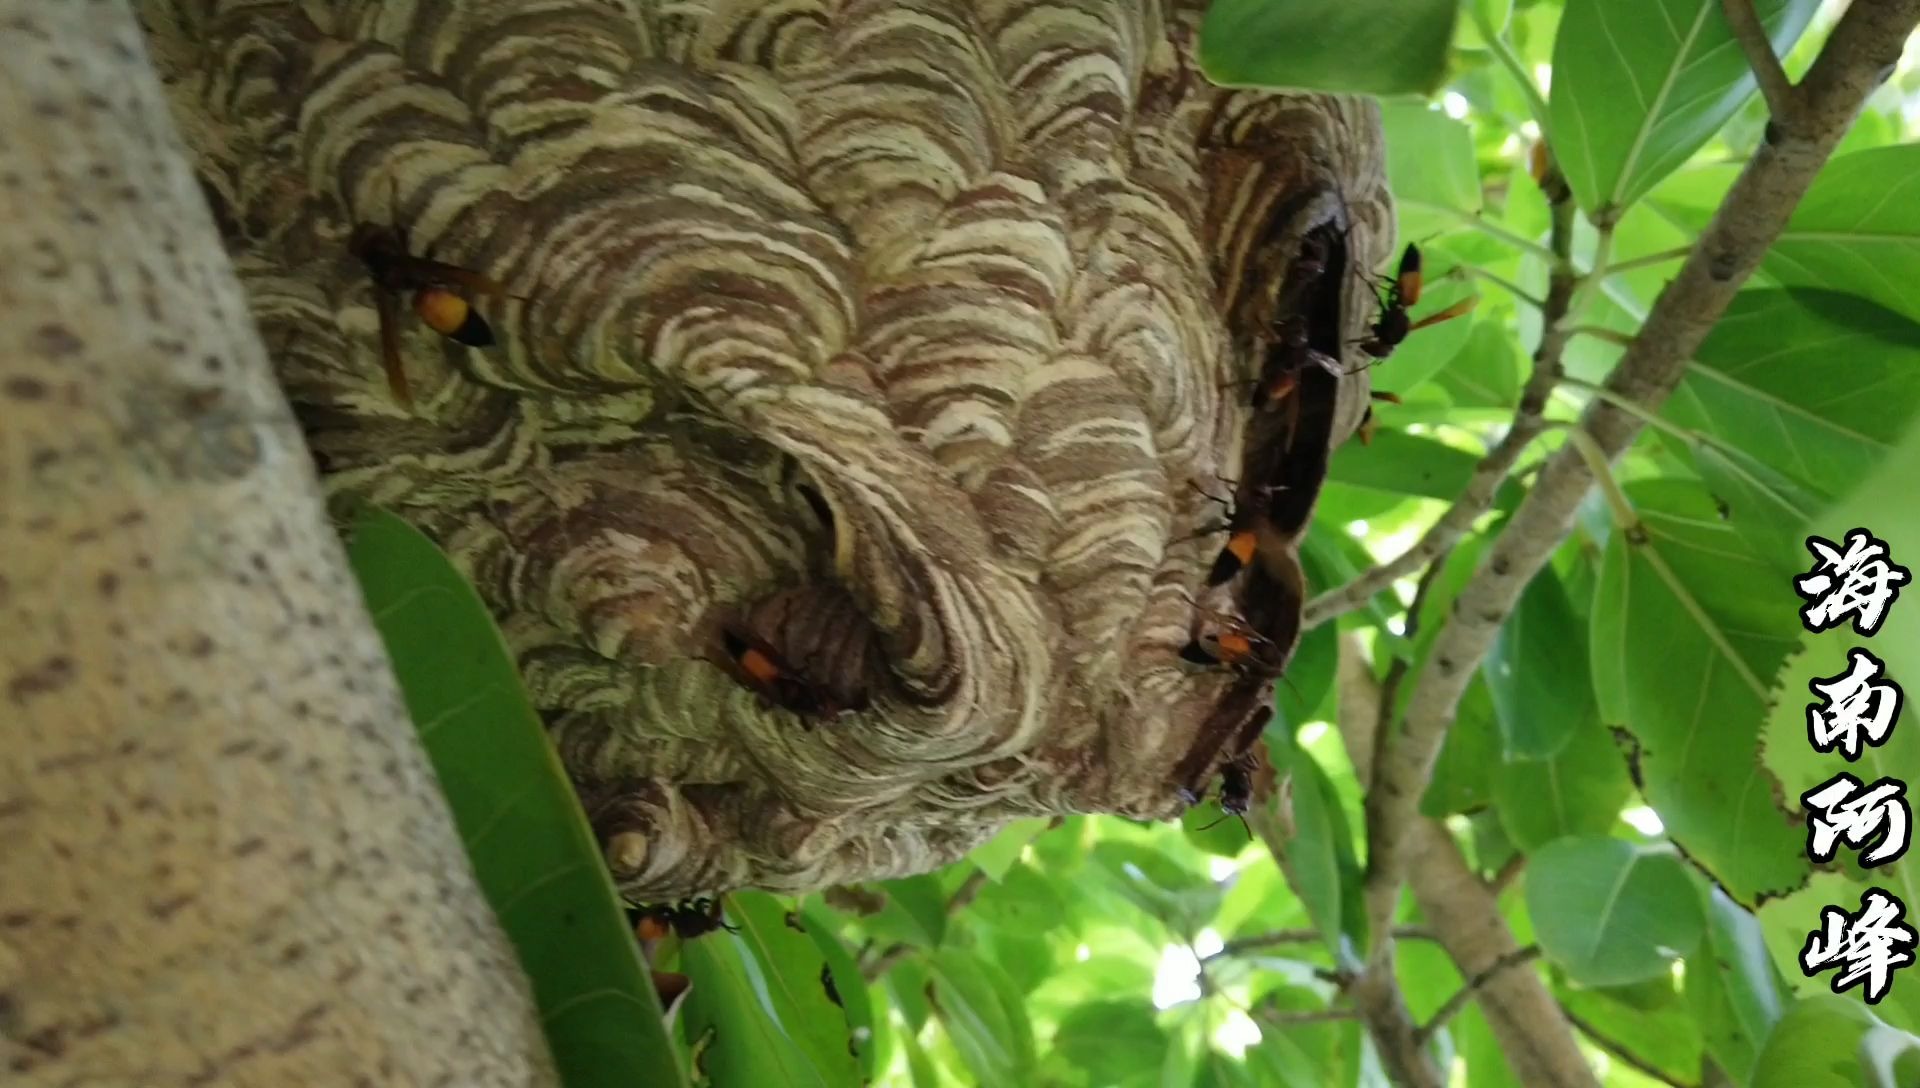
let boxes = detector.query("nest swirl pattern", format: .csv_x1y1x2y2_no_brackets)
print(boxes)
142,0,1392,897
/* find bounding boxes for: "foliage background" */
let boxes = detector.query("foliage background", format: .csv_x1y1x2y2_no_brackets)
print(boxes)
344,0,1920,1084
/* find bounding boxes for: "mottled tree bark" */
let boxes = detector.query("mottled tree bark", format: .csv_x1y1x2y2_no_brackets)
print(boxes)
0,3,556,1083
138,0,1391,898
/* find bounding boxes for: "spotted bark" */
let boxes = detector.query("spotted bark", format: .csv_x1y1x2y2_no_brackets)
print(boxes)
0,3,555,1083
140,0,1392,898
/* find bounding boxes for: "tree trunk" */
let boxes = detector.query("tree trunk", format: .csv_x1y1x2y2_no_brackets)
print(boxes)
0,3,556,1082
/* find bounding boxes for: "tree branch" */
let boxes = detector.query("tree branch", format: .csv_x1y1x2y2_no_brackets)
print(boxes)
1416,945,1542,1044
1206,926,1435,961
1357,0,1920,987
1337,641,1600,1088
1723,0,1797,121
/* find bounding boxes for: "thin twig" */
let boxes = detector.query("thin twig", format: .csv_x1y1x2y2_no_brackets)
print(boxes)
1723,0,1797,121
1568,324,1633,347
1605,245,1694,275
1415,945,1542,1044
1354,0,1920,989
1562,1004,1697,1088
1258,1006,1361,1027
1453,264,1546,312
1205,925,1437,961
1488,852,1527,896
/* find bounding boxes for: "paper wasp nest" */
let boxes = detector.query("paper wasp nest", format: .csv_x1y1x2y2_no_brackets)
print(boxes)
145,0,1391,897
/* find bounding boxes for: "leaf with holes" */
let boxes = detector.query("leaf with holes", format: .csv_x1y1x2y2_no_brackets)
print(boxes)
1588,479,1807,902
345,506,687,1088
1526,836,1706,986
723,893,861,1087
1549,0,1818,216
681,932,833,1088
1197,0,1458,97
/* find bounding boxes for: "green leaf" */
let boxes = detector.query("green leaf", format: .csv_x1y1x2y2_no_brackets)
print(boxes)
1588,479,1807,902
1752,996,1888,1088
1197,0,1458,98
1757,872,1920,1038
1091,842,1222,938
682,933,833,1088
1483,568,1593,758
1434,320,1525,410
1861,1024,1920,1088
926,951,1037,1085
801,906,883,1082
1276,732,1366,957
1670,289,1920,499
967,818,1051,882
1685,886,1786,1085
1766,146,1920,326
1493,717,1634,850
1555,977,1703,1085
1327,429,1513,505
1051,1000,1169,1084
869,875,949,949
726,894,862,1087
1277,614,1337,727
1549,0,1818,216
1526,836,1706,987
1380,101,1484,241
344,507,686,1088
1421,678,1501,818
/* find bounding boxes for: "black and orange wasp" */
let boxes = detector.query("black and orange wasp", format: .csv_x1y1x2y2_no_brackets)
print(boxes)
350,217,513,409
1356,244,1476,359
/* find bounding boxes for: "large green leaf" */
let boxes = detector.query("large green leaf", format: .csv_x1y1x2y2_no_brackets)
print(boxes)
1421,678,1501,818
1755,417,1920,1034
1379,101,1484,242
1766,146,1920,326
1493,717,1634,851
966,818,1051,882
1197,0,1458,98
926,951,1038,1086
345,507,685,1088
800,906,883,1082
1685,886,1786,1085
1326,429,1516,505
1091,841,1222,938
1483,568,1593,758
866,874,949,949
1549,0,1818,216
1555,977,1702,1085
1589,479,1807,902
1526,836,1706,987
1275,731,1366,957
1669,289,1920,499
1752,996,1917,1088
1050,1000,1168,1085
681,933,831,1088
726,893,862,1087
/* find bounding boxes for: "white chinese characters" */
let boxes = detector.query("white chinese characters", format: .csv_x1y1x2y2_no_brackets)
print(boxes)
1795,530,1910,636
1807,649,1903,760
1802,890,1916,1005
